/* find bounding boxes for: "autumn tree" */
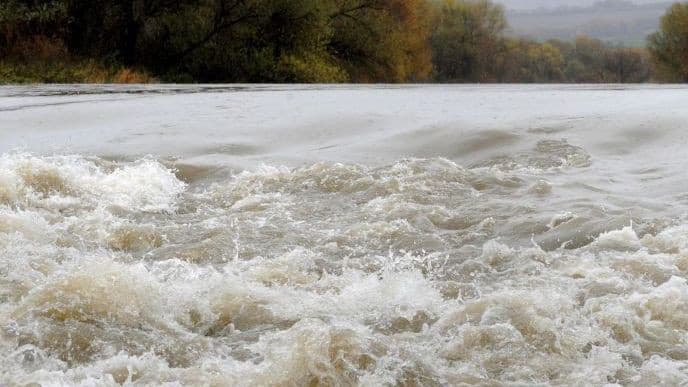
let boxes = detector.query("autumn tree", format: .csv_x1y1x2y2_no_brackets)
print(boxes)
569,36,610,81
328,0,433,82
430,0,506,82
604,47,651,82
511,41,564,82
0,0,661,83
648,2,688,81
56,0,435,82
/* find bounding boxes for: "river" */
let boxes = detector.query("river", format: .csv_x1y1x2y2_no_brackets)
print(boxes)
2,84,688,385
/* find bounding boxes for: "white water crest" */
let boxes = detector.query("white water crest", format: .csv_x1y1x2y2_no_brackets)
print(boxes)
2,85,688,385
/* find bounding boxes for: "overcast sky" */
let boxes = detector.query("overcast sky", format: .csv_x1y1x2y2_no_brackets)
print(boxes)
499,0,671,45
496,0,667,10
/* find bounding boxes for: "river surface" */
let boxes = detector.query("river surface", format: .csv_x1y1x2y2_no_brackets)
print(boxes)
1,84,688,385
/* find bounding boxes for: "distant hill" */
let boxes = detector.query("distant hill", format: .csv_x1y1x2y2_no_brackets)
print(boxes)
502,0,674,46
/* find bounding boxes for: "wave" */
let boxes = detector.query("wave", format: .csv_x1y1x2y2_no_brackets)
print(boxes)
2,153,688,385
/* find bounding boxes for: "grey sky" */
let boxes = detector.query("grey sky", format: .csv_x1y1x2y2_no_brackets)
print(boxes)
500,0,672,45
496,0,668,10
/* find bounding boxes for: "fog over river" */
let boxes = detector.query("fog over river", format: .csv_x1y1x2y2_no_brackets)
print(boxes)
2,85,688,385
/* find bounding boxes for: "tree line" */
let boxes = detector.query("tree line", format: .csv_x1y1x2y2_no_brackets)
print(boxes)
1,0,687,83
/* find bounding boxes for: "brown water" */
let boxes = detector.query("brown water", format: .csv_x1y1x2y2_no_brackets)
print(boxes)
2,85,688,385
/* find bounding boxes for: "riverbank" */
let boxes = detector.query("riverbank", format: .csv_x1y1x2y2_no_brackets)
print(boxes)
0,60,155,84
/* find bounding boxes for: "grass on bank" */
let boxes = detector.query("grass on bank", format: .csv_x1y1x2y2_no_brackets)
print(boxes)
0,60,155,84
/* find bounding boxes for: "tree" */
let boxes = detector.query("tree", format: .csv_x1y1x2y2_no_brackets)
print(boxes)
0,0,661,83
430,0,507,82
648,2,688,81
0,0,68,59
569,36,609,82
63,0,265,77
57,0,433,82
329,0,433,82
604,47,651,83
526,42,564,82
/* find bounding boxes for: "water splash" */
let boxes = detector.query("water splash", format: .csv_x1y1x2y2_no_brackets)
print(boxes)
2,153,688,385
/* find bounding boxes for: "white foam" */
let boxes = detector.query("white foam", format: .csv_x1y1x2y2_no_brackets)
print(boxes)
2,153,688,385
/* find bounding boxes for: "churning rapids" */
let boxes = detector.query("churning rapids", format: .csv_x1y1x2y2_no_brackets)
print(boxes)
1,85,688,386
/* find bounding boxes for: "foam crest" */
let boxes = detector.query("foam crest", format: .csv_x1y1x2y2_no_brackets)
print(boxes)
0,153,185,213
